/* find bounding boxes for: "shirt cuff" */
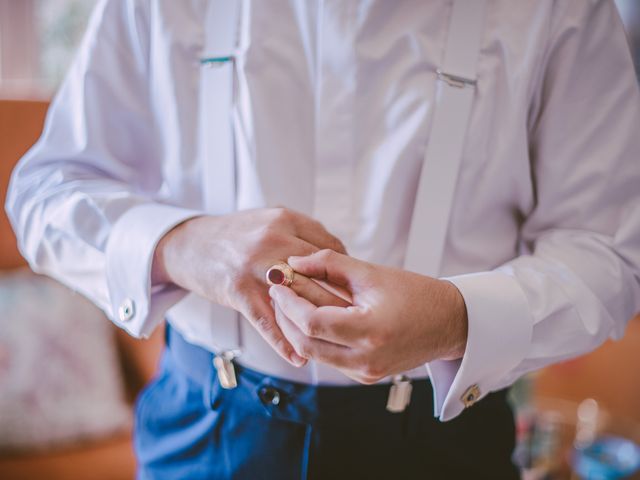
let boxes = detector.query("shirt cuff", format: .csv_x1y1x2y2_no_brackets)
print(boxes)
426,270,533,421
105,203,203,338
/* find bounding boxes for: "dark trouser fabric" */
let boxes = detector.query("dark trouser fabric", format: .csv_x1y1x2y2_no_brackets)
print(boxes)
134,326,519,479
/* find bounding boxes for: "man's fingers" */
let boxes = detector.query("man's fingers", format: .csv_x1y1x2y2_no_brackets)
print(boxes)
290,213,347,255
309,278,353,304
288,249,366,289
241,293,307,367
287,237,319,258
290,274,351,308
274,303,353,367
270,285,363,345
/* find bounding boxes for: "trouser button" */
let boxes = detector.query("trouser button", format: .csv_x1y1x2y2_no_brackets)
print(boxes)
259,386,282,406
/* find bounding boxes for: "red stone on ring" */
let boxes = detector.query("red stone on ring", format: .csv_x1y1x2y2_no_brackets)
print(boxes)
267,267,286,285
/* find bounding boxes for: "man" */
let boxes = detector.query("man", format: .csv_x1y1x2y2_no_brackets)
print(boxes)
7,0,640,478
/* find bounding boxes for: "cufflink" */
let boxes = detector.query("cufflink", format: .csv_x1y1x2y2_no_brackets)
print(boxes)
461,384,481,408
118,298,135,322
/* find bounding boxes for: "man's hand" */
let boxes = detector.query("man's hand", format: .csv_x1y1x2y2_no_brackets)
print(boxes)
269,250,468,384
151,208,349,366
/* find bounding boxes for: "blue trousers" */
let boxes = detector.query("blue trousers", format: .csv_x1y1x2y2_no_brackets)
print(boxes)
134,327,519,479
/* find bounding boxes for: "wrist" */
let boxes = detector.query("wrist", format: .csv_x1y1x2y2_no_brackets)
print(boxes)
439,279,469,360
151,228,175,286
151,216,199,286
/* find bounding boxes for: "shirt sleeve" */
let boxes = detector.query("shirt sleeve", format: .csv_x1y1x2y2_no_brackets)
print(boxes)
427,0,640,421
5,0,201,338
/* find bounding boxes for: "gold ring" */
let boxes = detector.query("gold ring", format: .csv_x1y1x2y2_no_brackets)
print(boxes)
265,262,294,287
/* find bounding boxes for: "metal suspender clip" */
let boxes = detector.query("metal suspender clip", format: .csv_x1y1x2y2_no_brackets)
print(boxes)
200,56,235,68
386,375,413,413
436,68,477,88
213,350,242,389
213,315,244,390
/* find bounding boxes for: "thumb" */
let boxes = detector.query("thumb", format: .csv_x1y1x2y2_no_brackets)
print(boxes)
288,249,367,289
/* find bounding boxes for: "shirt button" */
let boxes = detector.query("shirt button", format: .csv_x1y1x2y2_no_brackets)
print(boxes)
461,384,481,408
118,298,135,322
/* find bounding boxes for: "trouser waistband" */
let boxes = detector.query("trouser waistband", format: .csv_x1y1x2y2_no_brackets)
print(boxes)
164,324,510,420
165,324,411,424
155,325,519,478
140,327,518,480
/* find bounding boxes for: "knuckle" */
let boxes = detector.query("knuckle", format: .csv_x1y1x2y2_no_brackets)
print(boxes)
254,314,275,335
367,328,390,350
312,220,330,238
271,207,291,224
324,233,343,252
352,366,380,385
251,224,273,245
257,228,283,249
230,272,251,292
308,217,322,230
272,335,293,357
357,375,379,386
297,339,314,359
240,242,262,268
301,316,321,338
317,248,335,262
361,360,385,382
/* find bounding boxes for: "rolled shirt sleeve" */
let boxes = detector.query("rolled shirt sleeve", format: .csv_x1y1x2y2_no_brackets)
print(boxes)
428,0,640,421
5,0,201,337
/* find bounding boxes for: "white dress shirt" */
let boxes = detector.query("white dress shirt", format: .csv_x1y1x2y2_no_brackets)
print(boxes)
7,0,640,421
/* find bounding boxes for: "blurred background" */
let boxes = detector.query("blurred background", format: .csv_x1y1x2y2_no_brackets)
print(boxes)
0,1,639,479
0,0,98,97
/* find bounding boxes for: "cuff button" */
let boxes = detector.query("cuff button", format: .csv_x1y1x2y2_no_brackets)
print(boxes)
118,298,136,322
461,384,481,408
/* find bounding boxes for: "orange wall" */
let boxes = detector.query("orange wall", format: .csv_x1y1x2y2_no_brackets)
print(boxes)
0,99,48,270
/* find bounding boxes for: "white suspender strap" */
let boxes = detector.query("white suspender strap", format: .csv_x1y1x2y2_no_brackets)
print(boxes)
200,0,240,216
199,0,244,360
403,0,487,277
